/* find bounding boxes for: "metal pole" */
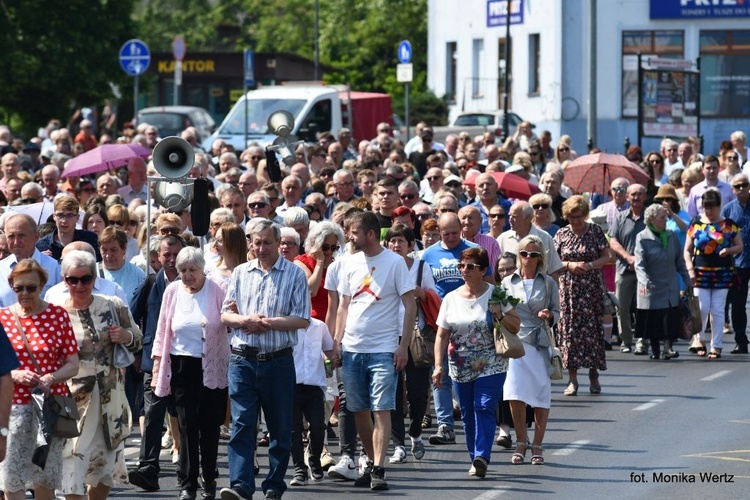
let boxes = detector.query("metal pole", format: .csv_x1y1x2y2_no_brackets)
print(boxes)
243,49,248,149
696,56,701,153
173,63,179,106
502,0,511,141
314,0,320,81
134,75,139,117
405,83,410,143
587,0,597,150
637,52,643,148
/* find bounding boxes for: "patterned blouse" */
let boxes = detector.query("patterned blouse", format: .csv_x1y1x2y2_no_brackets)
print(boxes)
687,217,740,289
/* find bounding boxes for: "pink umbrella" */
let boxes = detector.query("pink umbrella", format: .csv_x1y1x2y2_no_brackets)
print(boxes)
63,143,152,177
564,152,651,195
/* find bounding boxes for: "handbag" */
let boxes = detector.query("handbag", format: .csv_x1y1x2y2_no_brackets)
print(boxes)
409,260,436,367
679,289,702,339
13,309,80,439
109,299,135,368
543,277,564,380
494,321,525,358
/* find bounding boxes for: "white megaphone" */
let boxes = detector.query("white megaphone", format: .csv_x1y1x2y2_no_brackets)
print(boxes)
152,136,195,179
154,180,194,212
267,110,295,137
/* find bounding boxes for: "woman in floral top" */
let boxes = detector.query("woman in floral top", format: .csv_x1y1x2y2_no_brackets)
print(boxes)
433,248,520,479
684,189,743,359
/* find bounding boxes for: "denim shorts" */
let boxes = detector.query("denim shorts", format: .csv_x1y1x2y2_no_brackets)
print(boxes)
341,351,397,412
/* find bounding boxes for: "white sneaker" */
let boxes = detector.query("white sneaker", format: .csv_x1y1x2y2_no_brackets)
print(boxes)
389,446,406,464
327,455,359,481
161,432,173,449
357,453,370,474
320,449,336,469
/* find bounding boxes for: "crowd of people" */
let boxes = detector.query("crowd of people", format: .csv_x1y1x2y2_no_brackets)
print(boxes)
0,117,747,499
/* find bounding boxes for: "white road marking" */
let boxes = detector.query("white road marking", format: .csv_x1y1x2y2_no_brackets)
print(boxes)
632,398,665,411
552,439,591,456
701,370,731,382
473,489,508,499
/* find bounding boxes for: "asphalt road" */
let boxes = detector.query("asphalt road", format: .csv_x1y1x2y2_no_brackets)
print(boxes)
110,333,749,499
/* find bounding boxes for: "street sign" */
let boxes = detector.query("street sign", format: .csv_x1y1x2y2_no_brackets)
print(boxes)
244,49,255,87
172,36,186,61
398,40,412,64
397,63,413,83
119,39,151,76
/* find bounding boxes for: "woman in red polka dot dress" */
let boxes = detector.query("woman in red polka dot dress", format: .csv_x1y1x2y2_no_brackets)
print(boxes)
0,259,80,500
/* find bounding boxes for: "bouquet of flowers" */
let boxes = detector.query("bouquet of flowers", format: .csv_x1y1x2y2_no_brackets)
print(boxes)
488,284,521,320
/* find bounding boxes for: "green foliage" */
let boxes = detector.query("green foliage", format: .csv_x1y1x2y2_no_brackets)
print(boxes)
392,90,449,127
0,0,135,135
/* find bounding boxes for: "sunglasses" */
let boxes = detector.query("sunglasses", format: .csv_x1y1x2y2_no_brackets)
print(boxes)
702,203,719,209
532,204,549,210
110,220,123,226
249,156,263,160
519,250,542,258
612,186,627,193
457,262,482,271
248,202,267,209
446,182,461,188
649,159,663,164
159,227,181,235
65,274,94,286
399,193,416,200
12,284,39,294
733,182,750,189
558,147,570,152
426,176,442,182
321,244,340,252
489,213,506,219
726,156,738,161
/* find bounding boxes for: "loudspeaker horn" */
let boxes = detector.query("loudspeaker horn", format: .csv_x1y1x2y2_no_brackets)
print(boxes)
152,136,195,179
272,136,298,166
267,110,295,137
154,180,194,213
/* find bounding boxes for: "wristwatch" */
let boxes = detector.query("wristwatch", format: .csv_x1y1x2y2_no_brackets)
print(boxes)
0,427,8,437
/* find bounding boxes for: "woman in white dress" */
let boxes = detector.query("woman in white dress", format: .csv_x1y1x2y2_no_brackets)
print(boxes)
502,235,559,466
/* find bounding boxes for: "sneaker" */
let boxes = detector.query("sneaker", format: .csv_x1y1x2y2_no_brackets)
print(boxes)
428,424,456,445
357,453,370,473
471,457,488,478
320,450,336,470
353,461,373,487
162,432,173,449
327,455,359,480
388,446,406,464
620,345,632,353
201,480,217,500
219,487,249,500
310,462,324,482
411,439,426,460
290,472,308,486
264,491,281,500
370,466,388,491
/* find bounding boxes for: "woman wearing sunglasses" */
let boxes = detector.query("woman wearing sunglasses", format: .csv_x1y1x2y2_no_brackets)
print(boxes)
528,193,559,238
433,247,520,478
58,250,142,499
502,236,559,466
0,259,79,500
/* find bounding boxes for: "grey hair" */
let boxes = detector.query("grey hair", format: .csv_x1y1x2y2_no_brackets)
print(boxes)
210,207,235,223
247,192,270,205
284,207,309,227
305,192,325,205
332,169,353,183
305,220,346,253
227,166,243,178
516,201,534,219
280,227,300,246
247,218,281,242
21,182,44,198
399,179,419,192
283,175,303,189
61,250,97,277
176,246,205,272
643,203,666,226
731,130,746,143
516,235,547,274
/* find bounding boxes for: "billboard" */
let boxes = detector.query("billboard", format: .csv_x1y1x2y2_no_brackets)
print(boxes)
640,65,700,138
487,0,524,27
651,0,750,19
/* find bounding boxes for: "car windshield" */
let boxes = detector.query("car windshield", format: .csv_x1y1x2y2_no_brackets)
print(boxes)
218,98,307,135
454,114,496,127
139,113,190,136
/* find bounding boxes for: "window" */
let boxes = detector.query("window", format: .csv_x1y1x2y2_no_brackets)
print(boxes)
446,42,457,103
528,34,540,96
621,30,684,117
700,30,750,117
298,99,332,142
472,39,484,97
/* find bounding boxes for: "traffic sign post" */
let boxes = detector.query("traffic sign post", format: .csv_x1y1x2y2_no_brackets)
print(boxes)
172,36,186,106
397,41,413,142
243,49,255,148
119,39,151,117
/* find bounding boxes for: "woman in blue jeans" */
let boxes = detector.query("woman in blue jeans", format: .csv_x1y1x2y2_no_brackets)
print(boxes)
433,248,520,478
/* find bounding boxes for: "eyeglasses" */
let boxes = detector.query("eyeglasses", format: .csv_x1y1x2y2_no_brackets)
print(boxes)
248,202,267,209
426,176,442,182
558,147,570,152
489,213,506,219
612,186,627,194
399,193,416,200
159,227,181,236
12,285,39,294
520,250,542,258
497,266,516,274
733,182,750,189
210,221,223,228
532,204,550,210
649,159,663,164
457,262,482,271
64,274,94,286
321,244,340,252
249,156,263,160
279,240,298,247
54,212,78,220
336,181,354,187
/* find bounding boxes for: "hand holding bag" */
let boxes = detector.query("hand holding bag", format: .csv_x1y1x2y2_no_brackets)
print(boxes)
409,260,436,368
542,277,563,380
109,299,136,368
679,288,702,339
494,321,525,358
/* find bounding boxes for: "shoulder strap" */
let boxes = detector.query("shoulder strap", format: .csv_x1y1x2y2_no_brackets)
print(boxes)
417,259,425,287
12,308,43,375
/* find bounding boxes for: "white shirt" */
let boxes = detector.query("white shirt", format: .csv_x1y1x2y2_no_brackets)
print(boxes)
293,318,333,388
45,277,128,306
117,184,149,205
496,225,564,275
0,249,62,307
170,285,209,358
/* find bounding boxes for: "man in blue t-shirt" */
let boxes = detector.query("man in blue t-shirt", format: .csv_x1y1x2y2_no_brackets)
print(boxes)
420,213,493,447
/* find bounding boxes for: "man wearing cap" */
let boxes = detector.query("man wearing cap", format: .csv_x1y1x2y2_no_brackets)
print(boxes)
443,175,464,203
721,173,750,354
408,128,438,179
74,119,98,152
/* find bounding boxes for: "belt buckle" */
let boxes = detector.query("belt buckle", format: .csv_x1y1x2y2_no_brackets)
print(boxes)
256,352,270,361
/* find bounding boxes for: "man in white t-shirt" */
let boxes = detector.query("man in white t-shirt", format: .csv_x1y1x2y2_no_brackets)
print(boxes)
331,211,416,491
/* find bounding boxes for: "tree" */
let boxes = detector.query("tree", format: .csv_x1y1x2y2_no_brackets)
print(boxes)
0,0,135,135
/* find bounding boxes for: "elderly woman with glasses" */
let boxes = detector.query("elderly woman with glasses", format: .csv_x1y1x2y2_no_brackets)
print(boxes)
529,193,559,237
59,250,142,500
433,247,520,479
0,259,79,500
152,247,229,500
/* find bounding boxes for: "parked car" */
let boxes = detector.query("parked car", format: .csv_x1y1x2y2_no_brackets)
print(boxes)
450,110,526,130
135,106,217,142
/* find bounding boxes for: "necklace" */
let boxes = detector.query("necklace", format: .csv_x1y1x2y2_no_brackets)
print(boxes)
464,283,489,308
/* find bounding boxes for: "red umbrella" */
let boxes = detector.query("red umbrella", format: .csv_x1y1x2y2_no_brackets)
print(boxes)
490,172,541,200
63,143,152,177
564,153,651,194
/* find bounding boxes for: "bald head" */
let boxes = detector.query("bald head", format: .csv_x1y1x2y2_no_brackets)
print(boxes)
438,212,462,249
63,241,97,258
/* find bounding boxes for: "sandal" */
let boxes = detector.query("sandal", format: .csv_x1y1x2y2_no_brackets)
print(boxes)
689,337,706,354
563,380,578,396
589,370,601,395
708,349,722,360
530,444,544,465
697,348,708,357
511,441,528,465
258,431,270,447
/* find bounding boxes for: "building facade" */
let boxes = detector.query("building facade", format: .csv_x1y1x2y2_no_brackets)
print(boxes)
427,0,750,155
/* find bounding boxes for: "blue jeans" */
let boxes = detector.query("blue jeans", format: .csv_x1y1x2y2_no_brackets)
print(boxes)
432,356,455,429
453,372,505,463
341,351,397,412
227,352,296,497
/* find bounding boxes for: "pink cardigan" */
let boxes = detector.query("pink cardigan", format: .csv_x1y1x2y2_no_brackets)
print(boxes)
152,278,230,397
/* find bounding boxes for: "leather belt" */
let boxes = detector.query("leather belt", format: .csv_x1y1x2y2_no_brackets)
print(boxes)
231,346,293,361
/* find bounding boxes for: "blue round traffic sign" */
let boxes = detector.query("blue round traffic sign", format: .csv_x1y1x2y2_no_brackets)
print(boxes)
398,40,412,64
119,39,151,76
